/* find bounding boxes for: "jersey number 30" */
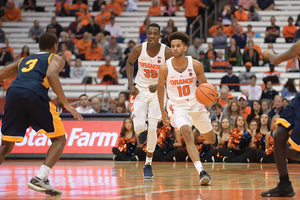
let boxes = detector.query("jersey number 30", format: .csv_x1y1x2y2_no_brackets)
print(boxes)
144,69,158,78
177,85,190,97
21,59,38,73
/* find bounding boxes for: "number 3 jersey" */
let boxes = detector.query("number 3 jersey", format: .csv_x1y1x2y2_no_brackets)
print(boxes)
9,52,54,102
135,42,166,88
166,56,197,101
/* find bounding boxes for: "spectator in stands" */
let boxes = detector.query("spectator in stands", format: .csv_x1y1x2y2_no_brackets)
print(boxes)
292,22,300,43
242,42,260,66
68,15,82,35
242,89,249,101
221,1,236,26
237,94,251,119
95,31,108,48
232,26,247,49
107,99,117,113
226,100,241,125
244,38,263,60
47,17,63,39
209,17,227,37
78,8,92,26
119,41,138,78
114,100,128,113
239,62,255,84
255,0,274,11
139,17,150,36
227,16,243,38
245,24,255,38
59,62,71,78
162,0,176,16
225,38,240,55
22,0,36,11
265,16,280,43
285,56,299,72
205,43,217,61
54,0,70,6
198,50,210,72
183,0,208,37
282,16,297,43
105,16,124,42
99,22,111,37
118,92,129,110
85,39,104,60
71,0,89,16
212,103,227,124
244,75,262,101
98,56,117,80
96,4,111,26
0,44,13,65
1,37,14,58
28,20,44,43
225,43,242,66
93,0,106,11
234,5,248,21
213,26,228,49
262,63,280,84
218,85,236,108
57,42,72,66
70,58,87,79
103,36,122,60
4,1,21,22
268,95,283,120
246,100,263,124
58,31,74,53
147,0,161,16
74,22,86,39
261,81,278,101
70,32,79,46
261,99,271,114
56,0,71,16
76,31,92,60
247,6,262,22
106,0,121,16
211,50,230,72
281,79,298,99
220,65,240,92
238,0,255,10
56,97,69,113
186,37,203,60
17,45,30,59
86,16,101,37
91,97,107,113
0,25,5,43
76,94,96,114
161,19,177,47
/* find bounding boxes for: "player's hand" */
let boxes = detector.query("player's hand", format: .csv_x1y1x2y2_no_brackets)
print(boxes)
129,85,139,96
149,84,157,93
65,105,83,121
162,111,170,125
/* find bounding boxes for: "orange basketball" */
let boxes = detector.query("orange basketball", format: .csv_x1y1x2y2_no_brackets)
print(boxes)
195,83,218,105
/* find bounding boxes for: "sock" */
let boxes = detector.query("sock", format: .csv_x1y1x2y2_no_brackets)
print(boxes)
279,174,290,185
194,161,203,174
36,165,51,180
145,156,153,165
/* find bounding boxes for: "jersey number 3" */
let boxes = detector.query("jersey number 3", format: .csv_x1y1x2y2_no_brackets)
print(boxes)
21,59,38,73
177,85,190,97
144,69,158,78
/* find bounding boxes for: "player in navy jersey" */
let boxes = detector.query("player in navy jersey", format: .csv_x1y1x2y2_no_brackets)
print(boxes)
0,32,83,196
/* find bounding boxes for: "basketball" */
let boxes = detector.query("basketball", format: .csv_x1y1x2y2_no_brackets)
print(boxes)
195,83,218,105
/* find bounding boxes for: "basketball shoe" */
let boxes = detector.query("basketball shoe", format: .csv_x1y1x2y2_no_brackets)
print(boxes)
143,164,154,179
199,170,211,185
261,182,295,197
27,176,62,196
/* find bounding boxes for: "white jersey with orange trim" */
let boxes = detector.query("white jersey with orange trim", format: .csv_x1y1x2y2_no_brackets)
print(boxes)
135,42,166,88
166,56,198,101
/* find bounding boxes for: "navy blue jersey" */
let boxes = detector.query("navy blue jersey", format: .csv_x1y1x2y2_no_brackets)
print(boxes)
9,52,54,102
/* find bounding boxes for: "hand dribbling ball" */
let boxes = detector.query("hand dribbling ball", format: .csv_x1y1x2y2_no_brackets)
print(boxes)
195,83,218,105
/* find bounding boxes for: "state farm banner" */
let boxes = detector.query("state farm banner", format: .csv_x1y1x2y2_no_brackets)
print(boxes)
0,120,123,154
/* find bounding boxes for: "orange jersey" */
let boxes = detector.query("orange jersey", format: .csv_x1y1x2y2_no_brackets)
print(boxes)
76,39,92,55
218,93,236,107
242,106,251,119
286,59,297,71
106,2,121,16
147,6,161,16
79,13,92,26
4,8,21,22
96,12,111,25
71,3,89,10
234,10,248,21
56,3,71,15
209,25,227,36
97,64,117,78
85,46,104,60
18,53,29,58
282,25,297,39
183,0,203,17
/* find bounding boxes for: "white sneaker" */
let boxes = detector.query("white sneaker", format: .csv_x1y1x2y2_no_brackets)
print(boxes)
222,156,228,163
185,156,189,162
247,158,250,163
173,156,176,162
211,156,215,163
260,157,264,163
27,176,61,196
112,155,116,161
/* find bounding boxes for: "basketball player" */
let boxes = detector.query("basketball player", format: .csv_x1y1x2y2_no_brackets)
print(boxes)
0,32,83,196
261,45,300,197
157,32,218,185
126,23,173,178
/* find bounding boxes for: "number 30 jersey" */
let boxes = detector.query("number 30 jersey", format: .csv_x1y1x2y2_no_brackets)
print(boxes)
135,42,166,88
166,56,197,101
9,52,54,102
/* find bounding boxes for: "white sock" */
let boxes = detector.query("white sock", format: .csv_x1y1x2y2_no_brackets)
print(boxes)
36,165,51,180
145,156,153,165
194,161,203,174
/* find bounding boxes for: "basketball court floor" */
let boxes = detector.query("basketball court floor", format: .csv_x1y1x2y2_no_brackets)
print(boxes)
0,160,299,200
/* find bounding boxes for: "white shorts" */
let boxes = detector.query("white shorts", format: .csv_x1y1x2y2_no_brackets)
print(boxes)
167,98,212,133
131,86,162,120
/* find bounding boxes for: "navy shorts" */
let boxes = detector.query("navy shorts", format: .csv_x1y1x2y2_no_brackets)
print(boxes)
1,89,65,142
277,93,300,151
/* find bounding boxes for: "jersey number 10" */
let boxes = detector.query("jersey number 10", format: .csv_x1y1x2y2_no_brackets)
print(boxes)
177,85,190,97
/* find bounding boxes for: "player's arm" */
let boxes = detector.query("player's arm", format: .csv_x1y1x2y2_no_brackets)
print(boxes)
265,40,300,65
0,59,20,81
157,63,169,125
265,131,270,149
193,59,207,84
47,55,83,120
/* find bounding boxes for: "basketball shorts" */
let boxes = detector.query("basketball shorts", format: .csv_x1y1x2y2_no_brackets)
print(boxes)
131,86,162,121
167,97,212,133
1,89,65,143
276,93,300,152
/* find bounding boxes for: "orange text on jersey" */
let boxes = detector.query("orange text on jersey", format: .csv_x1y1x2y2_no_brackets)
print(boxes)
170,78,194,85
139,62,161,69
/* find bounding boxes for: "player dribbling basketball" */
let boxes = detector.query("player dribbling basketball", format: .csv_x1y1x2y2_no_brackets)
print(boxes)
157,32,219,185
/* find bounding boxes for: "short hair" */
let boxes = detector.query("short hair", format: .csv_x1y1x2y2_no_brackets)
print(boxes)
168,32,190,46
250,75,256,79
212,102,222,109
249,6,255,12
288,16,293,21
217,26,223,30
247,24,252,28
147,23,161,32
39,32,58,50
79,94,88,99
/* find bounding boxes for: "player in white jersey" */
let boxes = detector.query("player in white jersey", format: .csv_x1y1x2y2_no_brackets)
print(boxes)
126,23,173,178
157,32,219,185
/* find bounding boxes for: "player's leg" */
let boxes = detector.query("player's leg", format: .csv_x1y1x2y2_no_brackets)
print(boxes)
286,145,300,161
131,96,148,144
0,141,15,164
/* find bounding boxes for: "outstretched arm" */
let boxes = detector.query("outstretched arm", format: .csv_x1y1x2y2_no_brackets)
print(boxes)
157,63,169,125
0,59,20,81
